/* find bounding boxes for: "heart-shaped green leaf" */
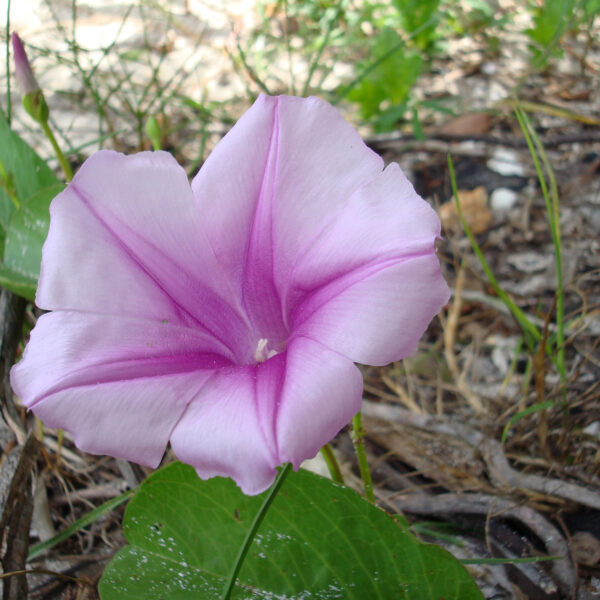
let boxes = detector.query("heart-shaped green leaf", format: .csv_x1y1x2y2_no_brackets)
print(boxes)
99,462,483,599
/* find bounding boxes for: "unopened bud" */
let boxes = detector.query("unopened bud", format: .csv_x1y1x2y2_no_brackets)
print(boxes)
11,33,39,95
11,32,49,124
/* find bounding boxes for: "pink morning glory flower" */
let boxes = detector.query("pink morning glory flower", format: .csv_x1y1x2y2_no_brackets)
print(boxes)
11,95,449,495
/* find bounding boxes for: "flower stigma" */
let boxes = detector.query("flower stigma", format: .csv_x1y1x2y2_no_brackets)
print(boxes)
254,338,279,363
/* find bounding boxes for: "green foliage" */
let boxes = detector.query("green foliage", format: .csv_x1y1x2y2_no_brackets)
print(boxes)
525,0,578,66
583,0,600,16
0,115,63,300
446,0,512,42
392,0,442,51
341,0,452,132
348,29,422,132
99,462,483,599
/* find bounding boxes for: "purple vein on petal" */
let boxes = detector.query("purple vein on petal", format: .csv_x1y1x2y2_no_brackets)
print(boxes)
291,250,434,328
254,354,285,465
282,228,437,330
70,182,244,360
276,194,367,330
28,352,233,409
240,96,287,343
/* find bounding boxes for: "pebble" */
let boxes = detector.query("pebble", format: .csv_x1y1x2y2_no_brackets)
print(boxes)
487,148,526,176
490,187,519,211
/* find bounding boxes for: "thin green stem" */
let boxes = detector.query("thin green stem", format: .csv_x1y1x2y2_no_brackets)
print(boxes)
283,0,295,95
320,443,344,485
351,412,374,503
302,3,341,97
221,463,292,600
41,121,73,181
232,36,271,95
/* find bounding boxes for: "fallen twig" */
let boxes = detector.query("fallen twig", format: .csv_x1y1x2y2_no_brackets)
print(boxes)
366,130,600,152
362,400,600,510
387,491,576,595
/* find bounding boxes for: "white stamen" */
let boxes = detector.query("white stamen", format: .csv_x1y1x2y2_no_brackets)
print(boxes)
254,338,278,363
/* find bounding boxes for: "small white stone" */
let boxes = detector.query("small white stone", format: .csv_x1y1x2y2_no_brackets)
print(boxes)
481,61,497,76
583,422,600,438
490,187,519,211
507,251,553,273
487,148,526,176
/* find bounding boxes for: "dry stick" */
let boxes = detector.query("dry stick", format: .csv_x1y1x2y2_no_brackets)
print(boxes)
365,130,600,151
0,290,27,445
458,289,600,338
0,568,90,586
0,289,35,600
443,265,484,413
380,371,421,414
0,435,42,600
387,492,575,595
361,400,600,511
481,438,600,511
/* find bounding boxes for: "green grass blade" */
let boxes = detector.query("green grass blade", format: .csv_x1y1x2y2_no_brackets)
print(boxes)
302,3,342,97
514,106,566,383
447,155,540,348
461,555,562,565
501,400,555,443
27,487,136,561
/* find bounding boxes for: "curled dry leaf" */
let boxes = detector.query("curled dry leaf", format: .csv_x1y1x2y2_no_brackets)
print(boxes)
439,186,492,235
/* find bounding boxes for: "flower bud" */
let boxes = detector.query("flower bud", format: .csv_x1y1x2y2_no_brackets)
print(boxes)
12,33,39,95
11,32,49,124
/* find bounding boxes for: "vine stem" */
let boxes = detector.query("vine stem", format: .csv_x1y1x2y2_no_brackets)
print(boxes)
221,463,292,600
41,121,73,182
351,412,375,503
320,443,344,485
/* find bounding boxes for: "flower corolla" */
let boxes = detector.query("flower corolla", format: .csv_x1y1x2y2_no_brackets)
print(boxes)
11,95,449,494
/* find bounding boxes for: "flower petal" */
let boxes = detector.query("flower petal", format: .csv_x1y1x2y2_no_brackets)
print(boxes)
287,163,442,296
275,335,363,467
282,163,450,365
169,365,281,496
191,95,383,339
27,374,210,468
11,312,228,466
38,150,252,360
169,335,362,495
294,254,449,366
